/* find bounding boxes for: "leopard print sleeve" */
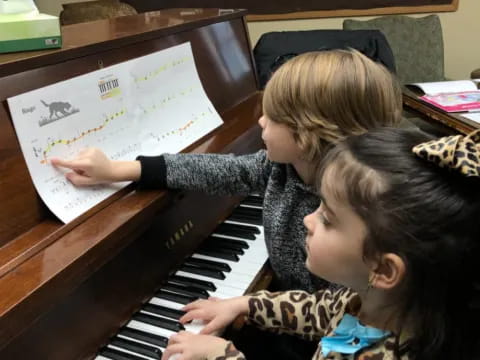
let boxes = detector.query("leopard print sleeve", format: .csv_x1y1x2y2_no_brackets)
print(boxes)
207,341,245,360
246,288,357,341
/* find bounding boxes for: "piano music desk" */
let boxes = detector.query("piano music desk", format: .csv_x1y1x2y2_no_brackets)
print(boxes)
0,9,269,359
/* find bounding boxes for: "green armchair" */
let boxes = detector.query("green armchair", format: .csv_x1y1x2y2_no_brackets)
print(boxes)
343,15,445,84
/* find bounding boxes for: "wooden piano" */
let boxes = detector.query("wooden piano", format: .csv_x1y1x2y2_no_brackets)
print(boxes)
0,9,270,359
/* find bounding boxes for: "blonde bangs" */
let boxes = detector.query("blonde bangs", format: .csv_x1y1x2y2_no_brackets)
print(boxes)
261,49,402,162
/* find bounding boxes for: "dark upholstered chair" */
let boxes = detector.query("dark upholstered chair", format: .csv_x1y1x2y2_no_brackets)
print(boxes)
253,29,396,89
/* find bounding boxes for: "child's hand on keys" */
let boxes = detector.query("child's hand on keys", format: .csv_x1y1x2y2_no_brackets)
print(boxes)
179,296,250,335
162,331,229,360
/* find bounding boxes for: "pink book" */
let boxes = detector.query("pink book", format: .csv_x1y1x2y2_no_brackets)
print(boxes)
421,91,480,112
407,80,480,112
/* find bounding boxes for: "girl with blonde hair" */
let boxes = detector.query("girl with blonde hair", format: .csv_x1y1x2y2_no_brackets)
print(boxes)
52,49,402,359
53,49,401,293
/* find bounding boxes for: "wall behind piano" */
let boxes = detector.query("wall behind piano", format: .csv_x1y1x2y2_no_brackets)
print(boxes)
35,0,480,80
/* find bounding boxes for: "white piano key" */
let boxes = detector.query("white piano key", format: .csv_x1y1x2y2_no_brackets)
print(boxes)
148,297,184,310
184,319,204,334
127,320,176,339
238,203,263,209
107,344,156,360
117,334,164,351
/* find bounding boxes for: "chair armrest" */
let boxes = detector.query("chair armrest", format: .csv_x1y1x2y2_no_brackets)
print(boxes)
471,68,480,79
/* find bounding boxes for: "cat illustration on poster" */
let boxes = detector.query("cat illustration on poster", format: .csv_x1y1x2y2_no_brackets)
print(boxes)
39,100,79,126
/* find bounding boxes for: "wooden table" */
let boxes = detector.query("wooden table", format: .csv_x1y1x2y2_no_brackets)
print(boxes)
403,87,480,135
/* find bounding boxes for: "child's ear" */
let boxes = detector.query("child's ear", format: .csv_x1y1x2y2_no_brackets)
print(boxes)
372,253,405,290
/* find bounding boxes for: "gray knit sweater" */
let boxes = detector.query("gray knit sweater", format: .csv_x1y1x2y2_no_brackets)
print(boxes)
137,149,329,292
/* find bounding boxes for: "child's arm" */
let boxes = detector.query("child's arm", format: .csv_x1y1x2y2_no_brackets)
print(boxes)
52,149,271,196
246,288,356,341
137,150,271,195
50,148,140,186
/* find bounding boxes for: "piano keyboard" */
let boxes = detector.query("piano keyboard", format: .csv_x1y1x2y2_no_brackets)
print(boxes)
96,195,267,360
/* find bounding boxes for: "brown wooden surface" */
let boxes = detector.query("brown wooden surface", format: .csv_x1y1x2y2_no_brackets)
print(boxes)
403,87,479,135
0,8,248,77
0,8,256,249
124,0,458,22
0,10,267,359
247,1,458,21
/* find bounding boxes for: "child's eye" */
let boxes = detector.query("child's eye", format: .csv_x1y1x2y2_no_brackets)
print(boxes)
319,210,331,226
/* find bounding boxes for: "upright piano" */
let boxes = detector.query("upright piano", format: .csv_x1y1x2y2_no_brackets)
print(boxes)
0,9,270,359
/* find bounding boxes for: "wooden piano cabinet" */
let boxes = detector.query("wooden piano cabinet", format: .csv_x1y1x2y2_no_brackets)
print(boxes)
0,9,265,359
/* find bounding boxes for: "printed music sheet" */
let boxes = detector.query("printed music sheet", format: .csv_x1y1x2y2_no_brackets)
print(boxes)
7,42,223,223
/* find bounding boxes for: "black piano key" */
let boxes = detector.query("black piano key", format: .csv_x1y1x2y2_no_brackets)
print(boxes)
213,226,256,240
195,248,239,262
154,289,198,304
180,264,225,280
231,206,261,216
142,303,185,320
111,336,162,359
232,206,263,218
118,327,168,348
200,242,244,256
162,282,209,299
180,264,226,280
241,195,264,207
227,213,263,226
221,222,260,234
215,223,259,238
99,347,145,360
133,312,185,332
206,236,249,249
169,275,216,291
185,257,231,272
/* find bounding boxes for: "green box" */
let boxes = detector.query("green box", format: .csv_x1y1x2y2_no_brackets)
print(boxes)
0,12,62,53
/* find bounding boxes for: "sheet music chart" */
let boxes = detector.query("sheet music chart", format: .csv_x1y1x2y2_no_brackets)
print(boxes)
8,42,223,223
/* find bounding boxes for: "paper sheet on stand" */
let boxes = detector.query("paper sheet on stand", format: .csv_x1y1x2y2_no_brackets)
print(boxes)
7,42,223,223
462,112,480,123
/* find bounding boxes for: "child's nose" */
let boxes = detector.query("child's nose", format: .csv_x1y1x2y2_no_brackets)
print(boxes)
303,212,314,230
258,115,266,128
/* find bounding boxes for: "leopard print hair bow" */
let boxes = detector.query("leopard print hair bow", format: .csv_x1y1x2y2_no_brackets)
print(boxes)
412,129,480,177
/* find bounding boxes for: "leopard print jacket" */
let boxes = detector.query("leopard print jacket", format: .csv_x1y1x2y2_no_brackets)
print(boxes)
207,288,410,360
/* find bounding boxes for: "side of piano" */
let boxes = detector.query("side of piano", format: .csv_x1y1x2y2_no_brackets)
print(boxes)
0,9,270,359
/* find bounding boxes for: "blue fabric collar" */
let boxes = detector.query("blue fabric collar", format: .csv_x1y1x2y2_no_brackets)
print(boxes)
321,314,390,357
